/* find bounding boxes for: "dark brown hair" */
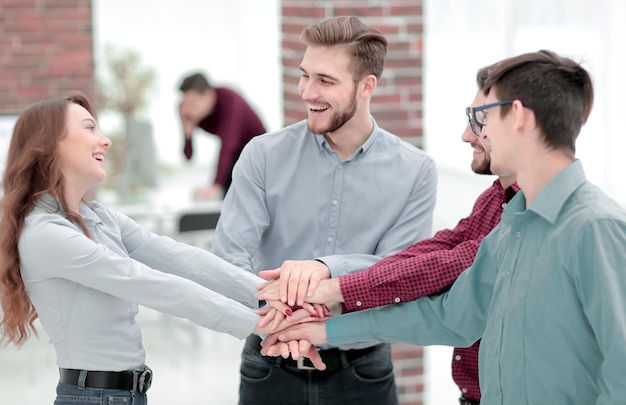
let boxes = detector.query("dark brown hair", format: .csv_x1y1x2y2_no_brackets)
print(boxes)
179,72,212,93
482,49,594,152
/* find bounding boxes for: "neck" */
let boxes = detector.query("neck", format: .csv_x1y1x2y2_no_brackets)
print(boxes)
499,174,517,189
324,112,373,160
63,185,85,214
518,150,574,207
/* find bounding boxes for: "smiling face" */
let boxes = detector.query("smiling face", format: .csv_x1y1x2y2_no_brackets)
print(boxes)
298,45,361,135
462,91,492,175
57,103,111,198
479,87,518,178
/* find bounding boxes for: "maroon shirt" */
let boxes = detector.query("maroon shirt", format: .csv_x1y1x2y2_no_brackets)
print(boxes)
184,87,266,190
340,179,519,401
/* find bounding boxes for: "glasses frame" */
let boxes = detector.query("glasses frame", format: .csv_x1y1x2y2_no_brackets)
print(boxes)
466,100,515,136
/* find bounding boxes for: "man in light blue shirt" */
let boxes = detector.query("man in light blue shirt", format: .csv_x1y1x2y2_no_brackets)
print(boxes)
263,50,626,404
212,16,437,405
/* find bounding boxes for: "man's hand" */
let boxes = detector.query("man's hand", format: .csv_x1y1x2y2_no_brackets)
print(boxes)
257,278,345,307
178,101,196,141
260,322,329,368
258,260,330,307
262,338,326,371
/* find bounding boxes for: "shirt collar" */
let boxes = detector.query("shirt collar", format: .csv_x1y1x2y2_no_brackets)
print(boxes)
493,179,521,204
505,160,586,224
36,193,101,226
313,116,380,158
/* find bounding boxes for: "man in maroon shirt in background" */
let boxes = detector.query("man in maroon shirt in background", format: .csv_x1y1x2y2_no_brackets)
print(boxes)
257,68,518,405
178,72,266,200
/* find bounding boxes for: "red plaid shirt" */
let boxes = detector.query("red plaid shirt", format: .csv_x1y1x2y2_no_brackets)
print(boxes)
340,179,519,401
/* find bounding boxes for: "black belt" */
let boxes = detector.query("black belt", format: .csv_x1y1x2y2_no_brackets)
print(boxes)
59,366,152,394
247,334,383,372
459,397,480,405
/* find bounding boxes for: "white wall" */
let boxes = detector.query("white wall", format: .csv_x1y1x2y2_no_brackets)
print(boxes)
92,0,282,167
424,0,626,204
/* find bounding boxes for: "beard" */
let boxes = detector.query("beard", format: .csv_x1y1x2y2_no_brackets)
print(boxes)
306,87,358,135
471,152,492,175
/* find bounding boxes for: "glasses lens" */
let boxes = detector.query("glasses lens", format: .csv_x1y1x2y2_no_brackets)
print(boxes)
466,107,483,136
471,120,483,136
474,110,487,126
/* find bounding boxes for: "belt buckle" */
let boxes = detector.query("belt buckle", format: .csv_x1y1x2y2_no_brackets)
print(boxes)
296,356,317,370
138,367,152,393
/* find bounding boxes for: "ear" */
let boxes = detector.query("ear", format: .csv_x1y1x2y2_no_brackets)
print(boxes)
360,74,377,97
511,99,534,133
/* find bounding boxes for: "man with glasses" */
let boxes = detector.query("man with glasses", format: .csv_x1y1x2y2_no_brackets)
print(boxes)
257,67,517,405
262,50,626,405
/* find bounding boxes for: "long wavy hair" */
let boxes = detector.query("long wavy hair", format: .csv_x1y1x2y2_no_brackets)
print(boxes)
0,92,95,346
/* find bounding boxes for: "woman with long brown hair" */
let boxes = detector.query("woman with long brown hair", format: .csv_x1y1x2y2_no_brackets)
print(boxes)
0,92,309,404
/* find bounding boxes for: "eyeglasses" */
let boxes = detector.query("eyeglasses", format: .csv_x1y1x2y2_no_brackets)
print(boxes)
465,100,515,136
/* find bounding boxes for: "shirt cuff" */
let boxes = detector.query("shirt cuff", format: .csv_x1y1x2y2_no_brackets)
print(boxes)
326,313,374,345
340,272,377,312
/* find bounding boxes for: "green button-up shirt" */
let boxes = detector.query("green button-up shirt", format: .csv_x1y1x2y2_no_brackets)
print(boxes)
328,160,626,404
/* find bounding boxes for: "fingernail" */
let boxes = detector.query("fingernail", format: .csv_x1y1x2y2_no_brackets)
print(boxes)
285,308,293,316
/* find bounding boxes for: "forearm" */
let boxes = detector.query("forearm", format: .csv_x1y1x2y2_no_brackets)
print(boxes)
341,242,481,311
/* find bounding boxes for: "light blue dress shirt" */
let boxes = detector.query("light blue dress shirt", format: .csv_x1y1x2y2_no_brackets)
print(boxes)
213,118,437,350
19,194,263,371
327,160,626,404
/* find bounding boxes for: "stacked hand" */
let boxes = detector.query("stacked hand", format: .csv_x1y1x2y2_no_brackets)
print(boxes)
252,259,345,370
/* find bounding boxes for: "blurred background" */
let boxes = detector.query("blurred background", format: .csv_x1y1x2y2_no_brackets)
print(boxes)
1,0,625,404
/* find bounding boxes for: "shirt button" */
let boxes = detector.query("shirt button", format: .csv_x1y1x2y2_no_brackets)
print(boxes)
516,232,521,238
502,202,507,208
493,388,500,396
327,237,333,243
355,301,362,307
461,388,468,393
394,297,401,303
455,355,461,361
332,200,338,206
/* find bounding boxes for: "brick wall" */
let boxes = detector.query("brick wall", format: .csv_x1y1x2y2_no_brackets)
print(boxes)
281,0,424,145
280,1,426,404
0,0,94,114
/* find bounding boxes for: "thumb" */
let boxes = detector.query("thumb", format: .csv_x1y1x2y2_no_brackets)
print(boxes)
259,268,281,280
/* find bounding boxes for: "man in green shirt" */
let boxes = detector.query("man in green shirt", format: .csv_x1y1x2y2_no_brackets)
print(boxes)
261,50,626,405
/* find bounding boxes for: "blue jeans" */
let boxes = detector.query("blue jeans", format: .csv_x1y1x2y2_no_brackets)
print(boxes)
239,336,398,405
54,383,147,405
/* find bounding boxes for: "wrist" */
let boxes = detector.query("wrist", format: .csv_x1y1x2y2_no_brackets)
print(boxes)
316,278,343,303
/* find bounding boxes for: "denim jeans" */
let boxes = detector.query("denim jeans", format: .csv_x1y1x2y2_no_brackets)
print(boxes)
54,383,147,405
239,337,398,405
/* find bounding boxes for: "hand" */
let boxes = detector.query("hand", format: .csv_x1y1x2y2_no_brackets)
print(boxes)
262,338,326,371
253,306,316,335
260,322,328,364
258,260,330,307
193,184,224,201
257,276,344,306
179,101,195,141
